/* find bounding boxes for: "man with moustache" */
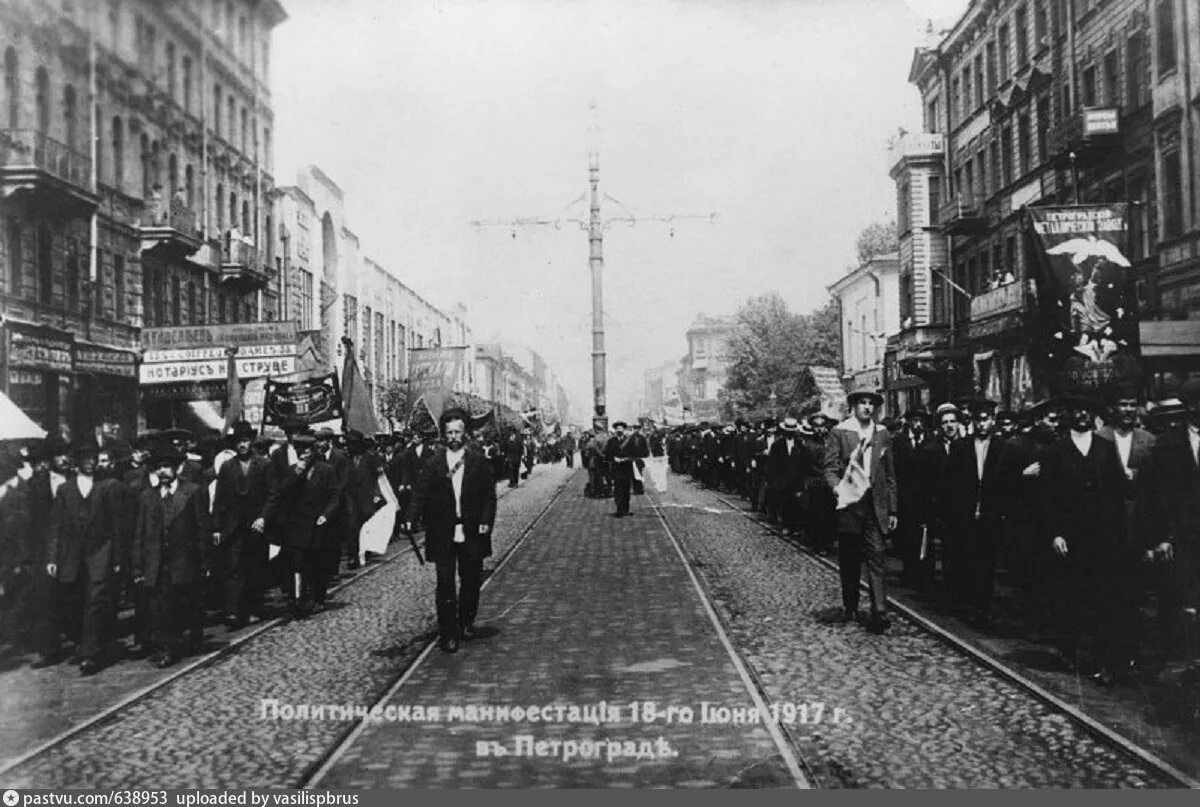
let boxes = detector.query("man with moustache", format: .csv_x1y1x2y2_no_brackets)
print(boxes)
406,409,497,653
605,421,650,517
213,422,273,627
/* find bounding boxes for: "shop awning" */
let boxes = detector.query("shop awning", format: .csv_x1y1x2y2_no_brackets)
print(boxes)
1140,321,1200,358
0,390,47,441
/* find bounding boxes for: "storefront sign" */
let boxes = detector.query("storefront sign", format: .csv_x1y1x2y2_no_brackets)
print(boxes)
140,381,225,403
968,312,1024,340
142,343,294,363
76,345,138,378
7,324,74,373
139,355,296,384
142,321,299,349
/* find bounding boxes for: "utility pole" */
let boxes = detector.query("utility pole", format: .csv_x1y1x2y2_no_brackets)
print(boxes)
472,123,716,422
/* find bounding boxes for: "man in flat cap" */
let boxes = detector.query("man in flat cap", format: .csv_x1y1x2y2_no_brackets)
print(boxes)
1040,395,1132,686
823,389,897,633
313,427,352,574
605,421,649,517
269,433,340,616
406,409,497,653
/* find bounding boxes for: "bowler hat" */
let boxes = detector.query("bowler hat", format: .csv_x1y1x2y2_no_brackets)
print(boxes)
344,428,366,443
902,407,931,423
228,421,256,441
162,427,192,443
806,413,834,429
612,421,628,429
1104,381,1143,405
291,434,317,451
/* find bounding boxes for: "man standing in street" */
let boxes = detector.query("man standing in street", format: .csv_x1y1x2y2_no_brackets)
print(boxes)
823,389,897,634
894,407,931,587
1041,395,1131,685
313,427,351,574
768,417,812,537
407,409,497,654
213,422,273,628
605,421,649,517
504,429,524,489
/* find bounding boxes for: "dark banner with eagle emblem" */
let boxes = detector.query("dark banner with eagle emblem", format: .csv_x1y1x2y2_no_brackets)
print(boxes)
1025,204,1140,392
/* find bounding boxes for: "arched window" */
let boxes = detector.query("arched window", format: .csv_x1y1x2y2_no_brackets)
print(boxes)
185,163,194,208
139,132,150,197
35,67,49,134
4,48,18,128
321,212,337,284
63,84,77,154
111,116,123,187
150,139,161,188
229,191,237,232
242,199,250,235
215,182,224,230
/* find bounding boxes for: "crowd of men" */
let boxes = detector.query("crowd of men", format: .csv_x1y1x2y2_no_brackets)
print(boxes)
665,381,1200,686
0,419,576,675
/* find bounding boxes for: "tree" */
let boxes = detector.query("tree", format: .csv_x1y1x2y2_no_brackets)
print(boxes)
377,378,410,431
855,220,898,265
720,292,839,420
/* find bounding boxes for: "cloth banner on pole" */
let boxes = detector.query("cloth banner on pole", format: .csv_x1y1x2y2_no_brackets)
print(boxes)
1025,204,1139,391
223,347,244,432
408,347,466,424
340,339,380,435
808,366,847,419
359,471,399,563
262,372,343,426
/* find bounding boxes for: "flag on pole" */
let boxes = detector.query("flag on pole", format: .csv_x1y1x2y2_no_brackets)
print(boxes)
341,337,380,435
223,346,244,432
359,471,399,563
408,346,466,424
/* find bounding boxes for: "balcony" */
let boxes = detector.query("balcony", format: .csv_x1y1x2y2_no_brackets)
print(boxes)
968,280,1029,340
0,129,98,215
138,197,202,258
939,192,988,235
1046,107,1121,163
888,132,945,173
219,237,269,290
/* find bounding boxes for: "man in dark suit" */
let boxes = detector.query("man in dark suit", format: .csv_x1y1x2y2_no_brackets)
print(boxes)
132,448,213,668
629,423,651,496
407,409,497,653
893,407,931,587
313,427,351,574
768,417,813,537
1147,380,1200,660
213,422,273,627
1040,395,1132,686
803,414,837,554
504,430,525,488
945,399,1008,625
43,446,124,675
269,434,341,616
823,389,898,634
605,421,650,517
344,429,385,561
921,403,963,603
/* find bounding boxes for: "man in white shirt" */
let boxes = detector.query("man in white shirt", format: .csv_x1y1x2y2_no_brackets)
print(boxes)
407,409,497,654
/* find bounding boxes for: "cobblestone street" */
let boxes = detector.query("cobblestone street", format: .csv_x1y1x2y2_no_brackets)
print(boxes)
0,466,569,788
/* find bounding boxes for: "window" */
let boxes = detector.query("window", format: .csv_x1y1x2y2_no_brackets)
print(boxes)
217,292,226,323
1127,34,1150,109
1000,125,1013,186
965,160,975,199
166,42,176,99
376,312,385,376
171,276,181,325
299,269,314,329
1015,7,1028,66
897,180,910,232
1036,96,1050,162
1006,236,1018,280
35,67,49,134
213,84,221,135
926,98,939,133
1103,51,1119,107
113,253,125,319
242,199,250,235
182,56,192,113
1018,113,1031,175
4,48,17,128
215,182,224,231
108,0,120,47
976,151,987,197
168,152,178,197
139,133,151,197
238,16,247,58
974,54,984,108
986,41,997,94
998,26,1010,79
240,107,248,152
66,238,79,311
1082,65,1097,107
1061,82,1072,117
63,84,78,154
1162,148,1183,239
1156,0,1177,74
962,65,972,112
928,177,941,226
187,281,196,323
144,24,155,76
263,126,271,164
1033,0,1046,45
951,77,961,127
989,139,1001,193
7,218,22,296
227,96,235,142
185,163,194,207
37,224,52,305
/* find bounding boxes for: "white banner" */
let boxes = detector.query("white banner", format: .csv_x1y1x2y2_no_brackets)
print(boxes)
139,355,297,384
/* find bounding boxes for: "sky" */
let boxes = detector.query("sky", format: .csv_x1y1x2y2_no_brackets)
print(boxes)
272,0,970,422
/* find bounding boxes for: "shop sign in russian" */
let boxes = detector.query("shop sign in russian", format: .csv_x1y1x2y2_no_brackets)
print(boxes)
140,355,296,384
141,321,298,349
76,345,138,378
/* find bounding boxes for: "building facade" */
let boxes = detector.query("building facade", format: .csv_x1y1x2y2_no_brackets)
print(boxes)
828,252,900,412
1,0,286,439
676,313,733,422
890,0,1200,408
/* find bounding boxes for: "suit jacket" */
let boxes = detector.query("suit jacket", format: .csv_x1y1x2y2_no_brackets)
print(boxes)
133,480,212,587
322,447,351,522
1038,432,1128,565
410,447,497,564
45,476,123,582
945,435,1009,527
822,421,897,533
1097,425,1157,540
918,437,957,524
605,433,650,480
213,454,273,539
893,430,929,523
767,437,812,493
1147,426,1200,548
346,451,384,527
269,459,340,550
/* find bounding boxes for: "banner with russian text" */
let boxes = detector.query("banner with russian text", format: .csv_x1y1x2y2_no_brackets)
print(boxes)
262,372,344,426
407,347,466,424
1025,204,1139,391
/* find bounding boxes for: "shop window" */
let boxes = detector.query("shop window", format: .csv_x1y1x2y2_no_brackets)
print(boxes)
1156,0,1177,74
